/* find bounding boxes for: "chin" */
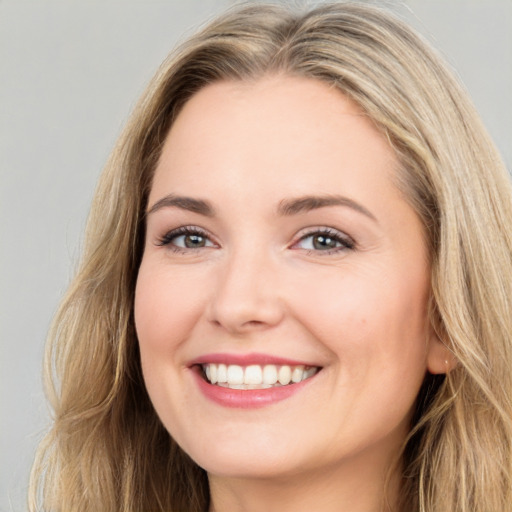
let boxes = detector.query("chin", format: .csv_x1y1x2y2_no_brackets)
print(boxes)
182,434,306,479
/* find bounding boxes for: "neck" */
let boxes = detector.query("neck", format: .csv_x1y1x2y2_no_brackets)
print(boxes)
208,456,401,512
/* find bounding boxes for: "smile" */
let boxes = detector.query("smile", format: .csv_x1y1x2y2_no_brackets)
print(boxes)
202,363,319,389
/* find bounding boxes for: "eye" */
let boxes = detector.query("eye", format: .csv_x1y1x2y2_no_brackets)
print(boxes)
158,226,216,250
293,228,354,253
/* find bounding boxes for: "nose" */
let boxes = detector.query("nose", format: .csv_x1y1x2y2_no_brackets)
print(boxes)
207,248,285,334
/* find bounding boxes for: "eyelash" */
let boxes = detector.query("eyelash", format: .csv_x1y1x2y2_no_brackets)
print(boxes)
156,226,355,254
293,227,355,254
157,226,214,252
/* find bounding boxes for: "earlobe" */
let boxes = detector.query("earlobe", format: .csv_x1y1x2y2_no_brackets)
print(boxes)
426,336,457,374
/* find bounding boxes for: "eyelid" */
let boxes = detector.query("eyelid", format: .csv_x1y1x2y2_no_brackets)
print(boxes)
291,226,355,252
154,224,354,254
156,225,217,249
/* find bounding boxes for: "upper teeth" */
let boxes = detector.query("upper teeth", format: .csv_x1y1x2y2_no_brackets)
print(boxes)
202,363,318,389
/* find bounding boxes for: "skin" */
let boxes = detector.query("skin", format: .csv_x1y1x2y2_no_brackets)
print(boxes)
134,75,451,512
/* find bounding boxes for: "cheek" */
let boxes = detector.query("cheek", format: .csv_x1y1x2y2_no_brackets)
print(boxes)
134,259,208,432
291,263,430,380
134,259,205,356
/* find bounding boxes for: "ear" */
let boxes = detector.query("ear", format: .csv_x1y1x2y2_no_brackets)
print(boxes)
426,334,457,374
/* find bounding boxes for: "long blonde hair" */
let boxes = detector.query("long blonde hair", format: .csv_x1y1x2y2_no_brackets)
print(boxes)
30,3,512,511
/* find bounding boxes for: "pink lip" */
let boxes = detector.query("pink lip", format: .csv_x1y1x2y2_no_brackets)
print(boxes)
188,352,316,367
187,353,321,409
191,368,315,409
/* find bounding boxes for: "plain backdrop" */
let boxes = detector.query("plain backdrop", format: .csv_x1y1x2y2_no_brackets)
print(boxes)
1,1,510,510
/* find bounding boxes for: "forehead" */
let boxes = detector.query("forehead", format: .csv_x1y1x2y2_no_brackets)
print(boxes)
164,76,374,152
151,76,398,205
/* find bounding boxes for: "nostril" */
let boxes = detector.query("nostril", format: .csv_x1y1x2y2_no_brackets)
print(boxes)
245,320,265,327
208,306,284,333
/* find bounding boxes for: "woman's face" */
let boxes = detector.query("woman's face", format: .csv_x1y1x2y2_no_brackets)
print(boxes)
135,76,448,481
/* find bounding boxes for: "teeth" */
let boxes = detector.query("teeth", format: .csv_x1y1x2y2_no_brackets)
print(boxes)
278,365,291,385
217,363,227,383
304,367,317,379
202,363,319,389
210,364,217,384
244,365,262,385
226,365,244,385
291,365,305,383
262,365,278,385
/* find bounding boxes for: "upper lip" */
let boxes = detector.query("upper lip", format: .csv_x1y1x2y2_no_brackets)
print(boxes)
187,352,322,367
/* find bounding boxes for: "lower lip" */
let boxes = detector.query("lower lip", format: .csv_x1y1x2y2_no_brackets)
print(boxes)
192,369,316,409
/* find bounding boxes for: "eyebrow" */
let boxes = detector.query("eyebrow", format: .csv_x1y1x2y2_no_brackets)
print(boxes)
147,194,215,217
147,193,376,222
277,194,377,222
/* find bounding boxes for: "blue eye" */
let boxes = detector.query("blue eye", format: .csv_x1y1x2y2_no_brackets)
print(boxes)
295,229,354,252
158,227,215,250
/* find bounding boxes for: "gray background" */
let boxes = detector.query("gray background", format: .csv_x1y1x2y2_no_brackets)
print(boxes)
1,1,510,510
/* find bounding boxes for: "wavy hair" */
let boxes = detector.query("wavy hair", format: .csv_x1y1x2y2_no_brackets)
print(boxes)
30,3,512,511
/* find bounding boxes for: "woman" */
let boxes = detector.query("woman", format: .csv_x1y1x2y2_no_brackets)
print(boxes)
30,2,512,511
